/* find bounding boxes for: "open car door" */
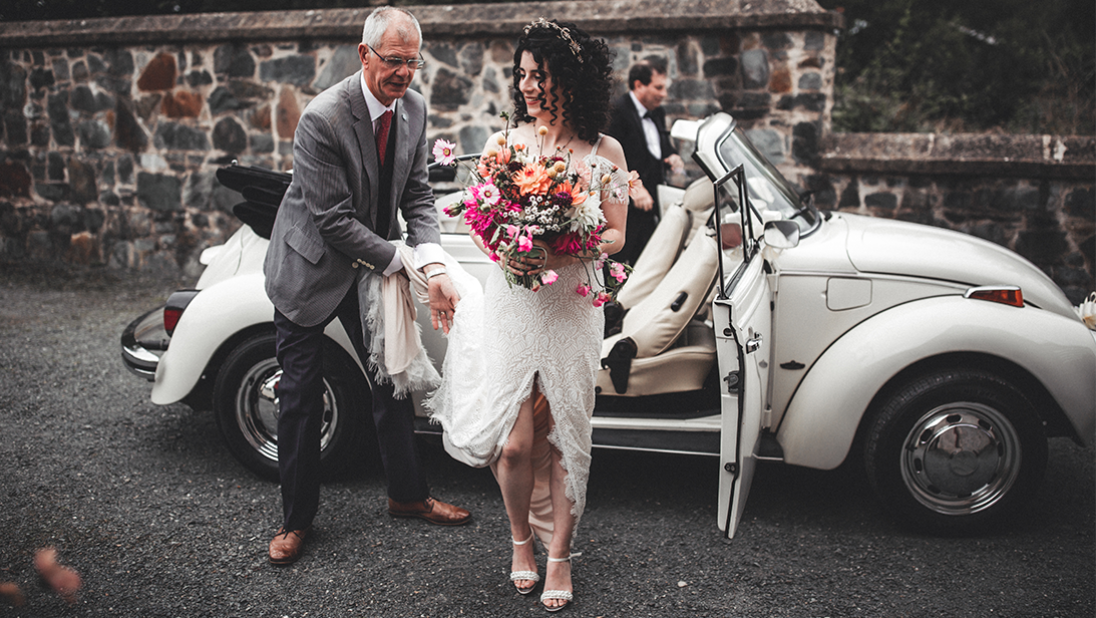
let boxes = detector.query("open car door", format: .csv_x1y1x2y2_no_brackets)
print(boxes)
713,250,771,538
685,112,774,539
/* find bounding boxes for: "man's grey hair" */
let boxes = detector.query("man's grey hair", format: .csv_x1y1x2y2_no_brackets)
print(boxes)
362,7,422,49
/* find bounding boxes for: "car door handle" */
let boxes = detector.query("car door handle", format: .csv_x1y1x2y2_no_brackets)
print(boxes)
745,335,762,354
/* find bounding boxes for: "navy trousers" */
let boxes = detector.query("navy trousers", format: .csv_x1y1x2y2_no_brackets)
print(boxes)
273,285,429,531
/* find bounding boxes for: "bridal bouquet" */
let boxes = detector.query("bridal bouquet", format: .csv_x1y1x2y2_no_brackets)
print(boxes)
432,114,632,306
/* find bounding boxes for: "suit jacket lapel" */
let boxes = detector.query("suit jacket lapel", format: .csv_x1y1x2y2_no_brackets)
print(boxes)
349,73,381,227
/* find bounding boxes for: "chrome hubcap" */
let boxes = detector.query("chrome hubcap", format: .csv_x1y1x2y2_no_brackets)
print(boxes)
901,403,1021,516
234,361,340,463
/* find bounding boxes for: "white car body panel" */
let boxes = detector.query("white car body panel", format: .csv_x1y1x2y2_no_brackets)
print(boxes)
843,214,1076,319
151,270,358,404
777,294,1096,470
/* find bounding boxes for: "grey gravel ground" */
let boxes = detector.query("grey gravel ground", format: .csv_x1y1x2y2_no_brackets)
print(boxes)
1,265,1093,618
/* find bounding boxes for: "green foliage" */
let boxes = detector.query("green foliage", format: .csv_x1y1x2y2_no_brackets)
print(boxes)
820,0,1094,135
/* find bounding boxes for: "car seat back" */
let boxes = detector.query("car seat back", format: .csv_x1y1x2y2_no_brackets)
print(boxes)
614,203,692,309
598,231,720,395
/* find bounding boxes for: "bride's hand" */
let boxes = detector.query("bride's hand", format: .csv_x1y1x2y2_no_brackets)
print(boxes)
504,240,572,276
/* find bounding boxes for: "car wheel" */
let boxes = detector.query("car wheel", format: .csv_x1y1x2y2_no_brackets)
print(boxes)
213,332,365,482
864,368,1047,532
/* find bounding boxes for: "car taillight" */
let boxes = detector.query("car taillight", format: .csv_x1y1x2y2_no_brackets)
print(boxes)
164,307,183,334
163,290,201,336
964,286,1023,307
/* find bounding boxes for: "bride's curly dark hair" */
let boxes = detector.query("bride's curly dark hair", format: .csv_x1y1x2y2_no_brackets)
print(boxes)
510,19,614,145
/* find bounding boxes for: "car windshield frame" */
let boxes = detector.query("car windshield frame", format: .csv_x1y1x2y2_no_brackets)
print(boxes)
713,122,822,238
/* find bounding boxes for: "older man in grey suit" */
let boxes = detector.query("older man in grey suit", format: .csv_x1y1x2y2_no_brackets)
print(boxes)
264,7,470,566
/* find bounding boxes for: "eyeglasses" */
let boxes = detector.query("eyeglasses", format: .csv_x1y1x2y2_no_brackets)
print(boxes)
368,44,425,71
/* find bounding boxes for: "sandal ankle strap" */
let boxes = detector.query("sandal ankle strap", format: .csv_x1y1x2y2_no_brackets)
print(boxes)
512,532,536,546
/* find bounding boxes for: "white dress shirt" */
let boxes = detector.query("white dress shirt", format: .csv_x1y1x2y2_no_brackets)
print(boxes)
629,91,662,160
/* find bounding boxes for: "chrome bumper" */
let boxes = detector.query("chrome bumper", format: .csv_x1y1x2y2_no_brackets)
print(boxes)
120,306,168,381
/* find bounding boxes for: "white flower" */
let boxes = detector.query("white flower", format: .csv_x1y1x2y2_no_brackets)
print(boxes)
569,191,604,231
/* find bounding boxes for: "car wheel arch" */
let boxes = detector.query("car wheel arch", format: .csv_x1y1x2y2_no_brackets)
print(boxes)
183,322,280,411
860,352,1074,446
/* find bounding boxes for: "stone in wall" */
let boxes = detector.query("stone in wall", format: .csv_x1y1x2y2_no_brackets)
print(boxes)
137,53,176,92
162,91,203,118
136,172,182,213
313,45,360,90
276,87,300,141
214,44,255,78
213,117,247,154
154,122,210,152
260,55,315,88
0,161,32,198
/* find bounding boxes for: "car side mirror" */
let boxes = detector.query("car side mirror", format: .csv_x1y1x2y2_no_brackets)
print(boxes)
763,220,800,249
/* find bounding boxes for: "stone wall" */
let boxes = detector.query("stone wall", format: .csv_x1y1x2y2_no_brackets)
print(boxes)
0,0,839,276
0,0,1092,302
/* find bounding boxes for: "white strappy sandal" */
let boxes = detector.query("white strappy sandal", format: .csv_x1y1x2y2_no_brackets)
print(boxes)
540,553,577,612
510,533,540,595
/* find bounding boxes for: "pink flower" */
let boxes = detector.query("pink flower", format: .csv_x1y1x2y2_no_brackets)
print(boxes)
593,252,608,270
507,225,520,238
592,291,612,307
432,139,457,165
576,283,591,297
517,235,533,252
489,252,501,262
540,270,558,285
610,262,627,283
472,182,501,206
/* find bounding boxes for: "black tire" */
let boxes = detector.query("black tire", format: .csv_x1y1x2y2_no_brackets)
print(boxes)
864,368,1047,533
212,332,366,481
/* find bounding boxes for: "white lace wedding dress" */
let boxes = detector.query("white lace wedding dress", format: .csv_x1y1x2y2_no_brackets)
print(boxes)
426,145,627,542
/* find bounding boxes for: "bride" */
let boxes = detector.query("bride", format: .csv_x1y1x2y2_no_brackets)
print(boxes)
427,18,628,612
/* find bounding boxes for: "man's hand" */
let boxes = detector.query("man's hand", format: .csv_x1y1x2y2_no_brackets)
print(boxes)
632,183,654,212
425,266,460,334
665,153,686,176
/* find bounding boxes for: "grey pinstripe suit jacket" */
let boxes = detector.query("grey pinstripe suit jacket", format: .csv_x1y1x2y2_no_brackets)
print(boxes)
263,71,440,327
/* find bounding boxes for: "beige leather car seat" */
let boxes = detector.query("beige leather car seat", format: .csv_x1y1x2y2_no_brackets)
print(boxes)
681,176,715,246
614,176,715,310
597,230,720,396
615,203,692,309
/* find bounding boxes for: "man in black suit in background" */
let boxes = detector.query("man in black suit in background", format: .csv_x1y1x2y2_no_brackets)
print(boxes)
605,58,685,265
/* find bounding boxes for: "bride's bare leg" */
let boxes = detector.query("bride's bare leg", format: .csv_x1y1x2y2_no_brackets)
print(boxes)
543,414,575,609
493,391,537,592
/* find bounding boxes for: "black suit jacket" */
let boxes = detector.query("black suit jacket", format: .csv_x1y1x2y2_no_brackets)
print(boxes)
605,93,676,210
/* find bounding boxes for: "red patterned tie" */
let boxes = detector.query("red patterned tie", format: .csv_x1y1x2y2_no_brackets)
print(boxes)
375,110,393,165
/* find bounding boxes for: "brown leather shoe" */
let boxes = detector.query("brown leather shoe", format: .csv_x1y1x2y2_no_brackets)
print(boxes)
268,527,309,565
388,497,471,526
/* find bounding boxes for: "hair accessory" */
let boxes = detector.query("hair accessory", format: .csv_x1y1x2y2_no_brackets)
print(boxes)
524,17,583,62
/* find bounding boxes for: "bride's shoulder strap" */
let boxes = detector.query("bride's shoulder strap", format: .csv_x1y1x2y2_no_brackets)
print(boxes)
590,134,604,157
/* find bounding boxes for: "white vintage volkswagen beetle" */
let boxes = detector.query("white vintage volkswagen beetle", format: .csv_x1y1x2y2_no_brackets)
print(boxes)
122,112,1096,535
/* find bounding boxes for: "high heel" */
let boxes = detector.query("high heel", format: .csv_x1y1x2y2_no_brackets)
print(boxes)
540,553,577,612
510,533,540,595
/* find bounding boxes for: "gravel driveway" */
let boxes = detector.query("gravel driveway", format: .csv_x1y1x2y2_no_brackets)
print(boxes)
1,266,1093,617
